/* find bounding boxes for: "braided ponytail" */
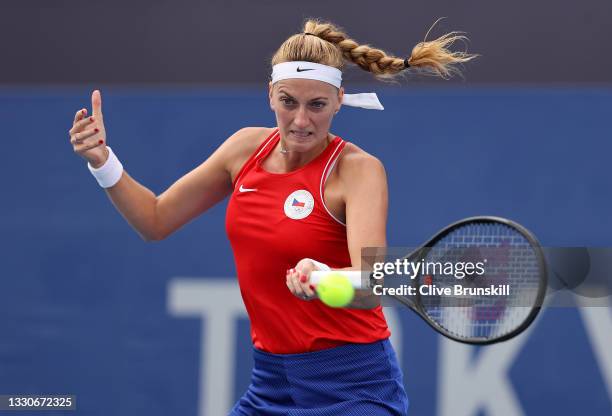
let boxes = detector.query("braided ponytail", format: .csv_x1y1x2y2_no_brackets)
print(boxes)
271,18,477,80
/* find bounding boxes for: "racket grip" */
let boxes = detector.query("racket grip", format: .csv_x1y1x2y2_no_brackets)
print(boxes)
310,271,365,289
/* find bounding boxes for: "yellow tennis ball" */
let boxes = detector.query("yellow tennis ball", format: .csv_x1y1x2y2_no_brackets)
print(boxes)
316,272,355,308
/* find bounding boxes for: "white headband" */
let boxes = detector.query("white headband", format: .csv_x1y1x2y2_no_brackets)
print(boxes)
271,61,384,110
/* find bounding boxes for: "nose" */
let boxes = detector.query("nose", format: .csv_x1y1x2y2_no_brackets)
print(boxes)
293,105,310,129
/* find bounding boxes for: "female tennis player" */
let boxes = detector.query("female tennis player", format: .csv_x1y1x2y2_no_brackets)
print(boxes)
69,19,475,415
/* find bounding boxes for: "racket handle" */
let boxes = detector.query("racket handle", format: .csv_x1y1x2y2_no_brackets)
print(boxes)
310,271,365,289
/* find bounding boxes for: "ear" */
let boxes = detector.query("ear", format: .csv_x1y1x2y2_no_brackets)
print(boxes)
336,86,344,113
268,82,275,111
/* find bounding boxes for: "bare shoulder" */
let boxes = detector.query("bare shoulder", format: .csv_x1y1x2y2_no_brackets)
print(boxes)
222,127,275,159
336,142,387,182
221,127,276,180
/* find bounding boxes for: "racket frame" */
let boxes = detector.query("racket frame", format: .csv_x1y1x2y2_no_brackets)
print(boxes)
391,216,548,344
313,216,548,345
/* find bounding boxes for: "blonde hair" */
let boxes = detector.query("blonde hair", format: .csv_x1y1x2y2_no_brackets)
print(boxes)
271,18,477,80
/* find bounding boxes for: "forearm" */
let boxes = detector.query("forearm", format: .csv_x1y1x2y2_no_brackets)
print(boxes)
103,171,161,241
88,146,161,241
74,94,235,244
347,290,380,309
334,266,380,309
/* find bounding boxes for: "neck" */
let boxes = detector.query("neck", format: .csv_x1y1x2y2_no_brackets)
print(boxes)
278,134,332,170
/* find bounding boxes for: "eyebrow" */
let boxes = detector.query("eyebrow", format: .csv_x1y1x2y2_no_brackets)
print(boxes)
278,90,329,101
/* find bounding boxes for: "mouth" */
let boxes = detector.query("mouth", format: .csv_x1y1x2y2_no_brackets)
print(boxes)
290,130,313,139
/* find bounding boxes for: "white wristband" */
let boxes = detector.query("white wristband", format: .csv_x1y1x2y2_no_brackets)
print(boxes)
87,146,124,188
305,258,331,272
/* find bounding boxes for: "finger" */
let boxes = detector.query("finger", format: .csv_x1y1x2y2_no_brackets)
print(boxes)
286,270,298,295
91,90,103,118
296,272,315,297
297,270,309,284
299,274,316,298
286,269,306,298
72,127,101,144
73,137,105,153
290,272,308,298
286,269,300,294
69,116,96,135
73,108,87,125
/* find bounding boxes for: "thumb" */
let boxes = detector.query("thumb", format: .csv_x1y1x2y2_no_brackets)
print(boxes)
91,89,103,117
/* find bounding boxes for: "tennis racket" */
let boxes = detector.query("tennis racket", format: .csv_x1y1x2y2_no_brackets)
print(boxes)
311,216,547,345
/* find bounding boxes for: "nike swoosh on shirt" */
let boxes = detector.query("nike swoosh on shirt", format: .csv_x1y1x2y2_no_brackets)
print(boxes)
239,184,258,192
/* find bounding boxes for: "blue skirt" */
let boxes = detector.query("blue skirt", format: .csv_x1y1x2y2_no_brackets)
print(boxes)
230,339,409,415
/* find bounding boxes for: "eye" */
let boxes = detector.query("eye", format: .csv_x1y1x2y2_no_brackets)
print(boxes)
280,97,296,106
310,101,326,109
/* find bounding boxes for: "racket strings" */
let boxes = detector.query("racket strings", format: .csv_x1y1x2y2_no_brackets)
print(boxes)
417,222,542,341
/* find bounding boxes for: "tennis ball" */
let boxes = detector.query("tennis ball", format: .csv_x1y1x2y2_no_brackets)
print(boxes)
316,272,355,308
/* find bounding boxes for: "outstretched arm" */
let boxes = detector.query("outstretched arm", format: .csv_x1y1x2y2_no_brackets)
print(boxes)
69,89,264,241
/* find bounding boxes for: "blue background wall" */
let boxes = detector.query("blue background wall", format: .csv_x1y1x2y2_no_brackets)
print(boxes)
0,87,610,415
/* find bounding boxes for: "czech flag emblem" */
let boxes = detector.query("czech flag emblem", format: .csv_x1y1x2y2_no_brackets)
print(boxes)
292,198,305,208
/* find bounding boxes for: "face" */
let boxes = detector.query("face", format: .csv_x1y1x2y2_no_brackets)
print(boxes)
269,79,343,153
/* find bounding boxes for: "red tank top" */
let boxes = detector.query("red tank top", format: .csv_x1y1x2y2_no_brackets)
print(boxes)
225,128,390,354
